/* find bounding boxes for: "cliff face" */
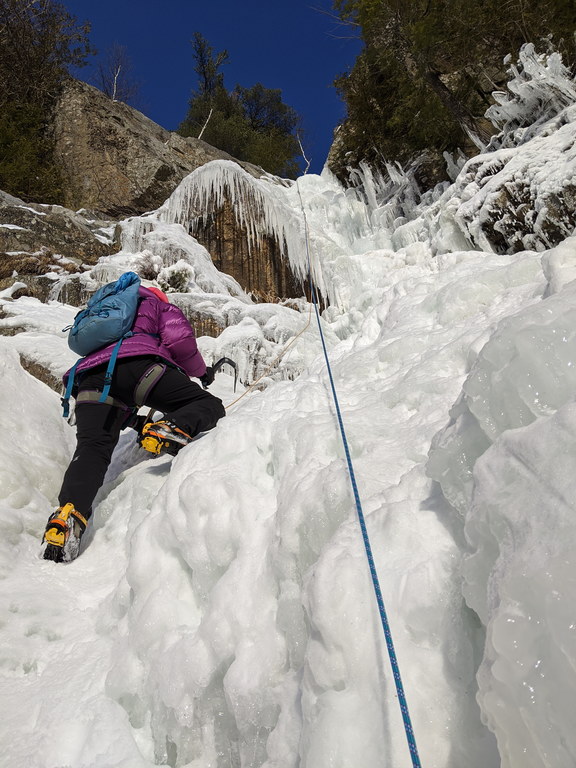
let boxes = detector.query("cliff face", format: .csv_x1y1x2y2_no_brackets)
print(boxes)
52,79,263,217
192,198,303,300
1,80,303,305
0,189,117,300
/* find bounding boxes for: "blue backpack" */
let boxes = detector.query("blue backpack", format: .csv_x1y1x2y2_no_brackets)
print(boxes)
62,271,141,417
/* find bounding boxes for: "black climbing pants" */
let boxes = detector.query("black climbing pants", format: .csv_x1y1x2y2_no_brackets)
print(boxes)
58,357,225,520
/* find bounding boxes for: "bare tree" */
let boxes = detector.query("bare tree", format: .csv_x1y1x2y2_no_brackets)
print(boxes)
97,43,139,104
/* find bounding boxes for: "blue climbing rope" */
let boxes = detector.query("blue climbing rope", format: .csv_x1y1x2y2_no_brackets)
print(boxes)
298,187,423,768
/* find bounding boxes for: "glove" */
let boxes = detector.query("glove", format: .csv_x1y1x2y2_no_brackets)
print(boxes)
200,366,215,388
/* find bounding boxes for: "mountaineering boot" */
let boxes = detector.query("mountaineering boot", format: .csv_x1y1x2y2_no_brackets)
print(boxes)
139,419,193,456
41,503,87,563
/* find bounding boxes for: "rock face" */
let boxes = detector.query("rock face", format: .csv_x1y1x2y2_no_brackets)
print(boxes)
3,81,305,306
192,198,304,300
0,191,116,262
53,79,263,217
0,190,118,300
450,115,576,254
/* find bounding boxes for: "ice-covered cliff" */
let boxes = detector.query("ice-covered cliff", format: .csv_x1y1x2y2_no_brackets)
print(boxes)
0,45,575,768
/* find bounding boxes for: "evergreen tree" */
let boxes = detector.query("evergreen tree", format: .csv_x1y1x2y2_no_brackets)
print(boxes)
178,33,301,178
0,0,93,202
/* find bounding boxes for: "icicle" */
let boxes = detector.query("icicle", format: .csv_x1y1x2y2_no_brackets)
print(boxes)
157,161,309,283
118,159,397,311
486,44,576,148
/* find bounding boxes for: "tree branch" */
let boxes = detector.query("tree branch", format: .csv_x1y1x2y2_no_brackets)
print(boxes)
198,107,213,140
297,133,311,175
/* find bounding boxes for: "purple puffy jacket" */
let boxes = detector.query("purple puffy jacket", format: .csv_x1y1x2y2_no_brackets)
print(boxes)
64,287,207,382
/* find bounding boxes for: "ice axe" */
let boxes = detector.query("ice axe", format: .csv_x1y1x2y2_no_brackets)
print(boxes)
205,356,238,391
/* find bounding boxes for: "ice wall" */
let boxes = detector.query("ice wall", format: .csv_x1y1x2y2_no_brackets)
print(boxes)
427,237,576,766
155,160,392,309
73,162,403,386
95,240,552,768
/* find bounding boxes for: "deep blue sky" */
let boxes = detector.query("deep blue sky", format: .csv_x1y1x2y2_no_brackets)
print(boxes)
61,1,362,174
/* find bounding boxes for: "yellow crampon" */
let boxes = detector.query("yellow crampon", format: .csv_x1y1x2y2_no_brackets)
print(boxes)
43,503,87,550
139,420,192,456
140,433,165,455
139,421,165,455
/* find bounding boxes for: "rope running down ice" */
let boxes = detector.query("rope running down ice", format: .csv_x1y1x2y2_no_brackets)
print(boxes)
295,181,423,768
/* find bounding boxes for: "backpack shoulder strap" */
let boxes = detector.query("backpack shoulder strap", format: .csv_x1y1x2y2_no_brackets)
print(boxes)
61,359,82,419
98,332,133,403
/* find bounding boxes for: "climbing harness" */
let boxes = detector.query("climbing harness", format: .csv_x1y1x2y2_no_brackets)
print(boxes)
296,182,423,768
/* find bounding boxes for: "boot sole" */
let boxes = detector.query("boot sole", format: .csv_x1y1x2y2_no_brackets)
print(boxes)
42,542,64,563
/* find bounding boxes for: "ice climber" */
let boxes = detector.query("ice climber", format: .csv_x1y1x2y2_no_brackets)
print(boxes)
41,282,225,563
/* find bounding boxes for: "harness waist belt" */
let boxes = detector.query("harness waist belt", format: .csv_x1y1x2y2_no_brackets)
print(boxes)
75,390,130,409
75,362,165,410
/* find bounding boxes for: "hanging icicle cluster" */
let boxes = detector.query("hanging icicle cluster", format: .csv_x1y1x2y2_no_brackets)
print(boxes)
158,161,308,279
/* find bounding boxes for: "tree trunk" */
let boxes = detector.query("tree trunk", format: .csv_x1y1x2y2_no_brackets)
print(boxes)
422,69,493,148
391,21,493,149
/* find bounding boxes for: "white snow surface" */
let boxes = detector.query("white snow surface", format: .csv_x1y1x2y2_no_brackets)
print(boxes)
1,48,576,768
